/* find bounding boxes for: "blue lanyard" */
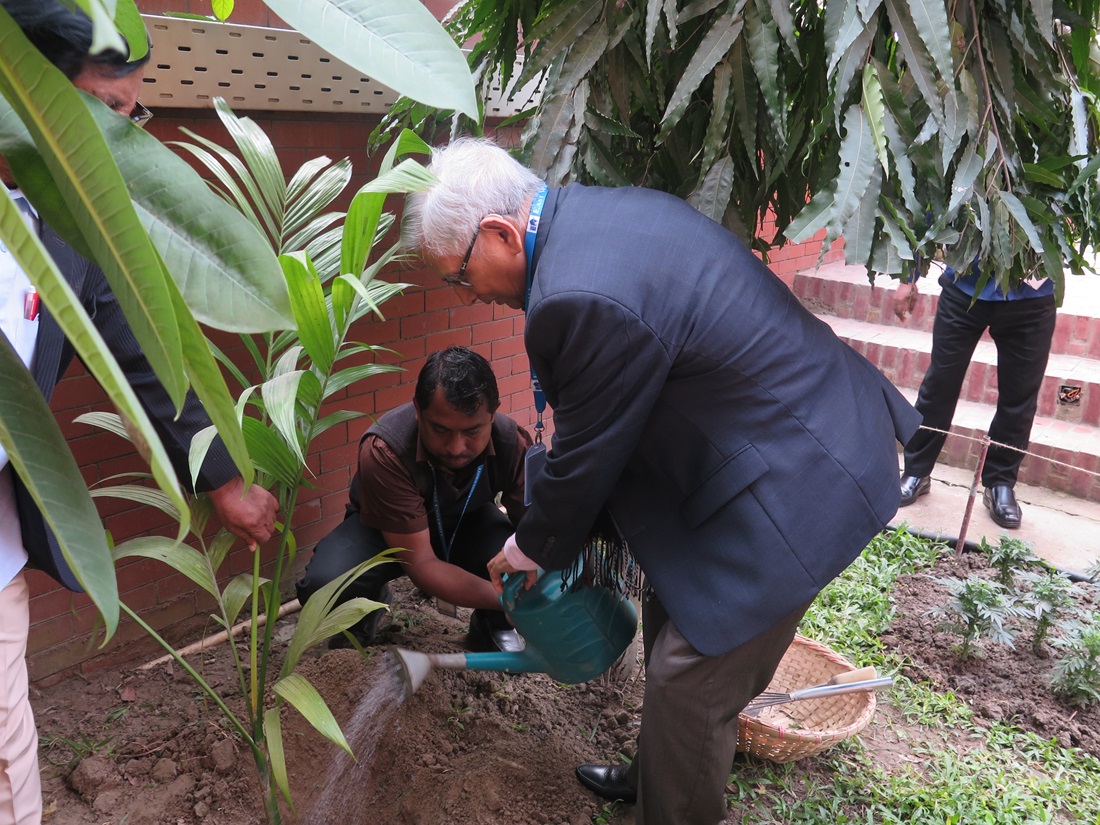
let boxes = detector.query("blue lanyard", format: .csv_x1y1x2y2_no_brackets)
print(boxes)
524,185,549,442
430,462,484,562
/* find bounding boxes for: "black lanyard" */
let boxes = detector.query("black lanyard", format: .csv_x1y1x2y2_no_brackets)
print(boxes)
429,462,484,562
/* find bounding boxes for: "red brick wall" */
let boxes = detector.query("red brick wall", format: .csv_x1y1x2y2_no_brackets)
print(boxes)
25,0,839,682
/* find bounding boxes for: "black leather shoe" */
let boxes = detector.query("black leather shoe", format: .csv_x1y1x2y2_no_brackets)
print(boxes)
899,475,931,506
467,609,526,653
983,484,1022,529
575,764,636,804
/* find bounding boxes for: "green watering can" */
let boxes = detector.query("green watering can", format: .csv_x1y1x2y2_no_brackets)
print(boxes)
392,559,638,697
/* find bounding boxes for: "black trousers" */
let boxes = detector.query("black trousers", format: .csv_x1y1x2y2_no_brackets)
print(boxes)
903,278,1056,487
295,503,513,619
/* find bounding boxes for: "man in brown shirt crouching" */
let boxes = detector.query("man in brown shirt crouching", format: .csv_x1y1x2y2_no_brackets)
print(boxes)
296,347,532,651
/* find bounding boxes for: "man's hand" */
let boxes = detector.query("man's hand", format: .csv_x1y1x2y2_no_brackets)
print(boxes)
207,476,278,551
487,533,539,594
893,280,918,321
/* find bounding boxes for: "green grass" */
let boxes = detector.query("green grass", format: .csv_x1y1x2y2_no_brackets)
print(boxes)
720,527,1100,825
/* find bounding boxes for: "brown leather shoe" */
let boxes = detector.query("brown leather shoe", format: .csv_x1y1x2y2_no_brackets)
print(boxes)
983,484,1022,529
899,475,930,506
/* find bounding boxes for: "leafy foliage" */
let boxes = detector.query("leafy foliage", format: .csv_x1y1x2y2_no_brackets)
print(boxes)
979,535,1041,588
1051,613,1100,706
1017,569,1078,650
396,0,1100,298
926,574,1021,658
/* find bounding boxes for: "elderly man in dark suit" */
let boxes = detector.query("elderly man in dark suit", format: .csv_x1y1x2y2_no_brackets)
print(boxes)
0,3,277,821
405,137,921,825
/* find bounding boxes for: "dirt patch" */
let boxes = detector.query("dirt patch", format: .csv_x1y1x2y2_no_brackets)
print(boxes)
32,552,1099,824
881,551,1100,756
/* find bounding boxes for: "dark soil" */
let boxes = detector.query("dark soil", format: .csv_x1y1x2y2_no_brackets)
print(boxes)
881,551,1100,756
32,550,1100,824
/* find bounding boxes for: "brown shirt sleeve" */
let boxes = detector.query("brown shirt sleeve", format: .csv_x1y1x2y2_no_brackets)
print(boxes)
357,435,429,534
501,424,535,525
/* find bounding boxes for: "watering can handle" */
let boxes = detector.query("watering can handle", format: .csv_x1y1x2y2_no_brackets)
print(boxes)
500,570,531,613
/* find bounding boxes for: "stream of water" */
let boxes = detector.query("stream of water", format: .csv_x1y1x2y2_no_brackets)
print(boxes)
300,650,409,822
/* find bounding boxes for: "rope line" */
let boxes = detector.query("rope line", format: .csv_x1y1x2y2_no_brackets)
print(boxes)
913,423,1100,480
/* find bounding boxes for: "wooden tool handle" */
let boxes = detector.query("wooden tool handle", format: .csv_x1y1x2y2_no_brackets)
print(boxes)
828,666,878,685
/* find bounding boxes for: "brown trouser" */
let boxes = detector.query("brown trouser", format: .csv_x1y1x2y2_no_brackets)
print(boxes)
628,590,812,825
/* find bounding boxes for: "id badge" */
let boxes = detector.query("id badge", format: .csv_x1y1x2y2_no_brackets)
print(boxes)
523,442,547,506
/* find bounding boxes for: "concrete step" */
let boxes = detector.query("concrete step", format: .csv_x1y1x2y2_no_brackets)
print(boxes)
793,261,1100,360
892,386,1100,503
820,315,1100,428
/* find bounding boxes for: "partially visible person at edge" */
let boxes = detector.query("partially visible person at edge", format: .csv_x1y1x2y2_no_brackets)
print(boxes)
0,3,278,823
296,347,532,653
403,137,921,825
894,259,1056,529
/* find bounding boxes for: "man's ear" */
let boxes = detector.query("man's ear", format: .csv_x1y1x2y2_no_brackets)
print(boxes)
481,214,525,254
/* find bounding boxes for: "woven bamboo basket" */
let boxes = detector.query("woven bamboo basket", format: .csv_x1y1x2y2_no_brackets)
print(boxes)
736,634,877,763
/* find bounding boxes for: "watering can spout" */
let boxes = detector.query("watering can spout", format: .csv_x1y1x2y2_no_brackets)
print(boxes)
391,559,637,697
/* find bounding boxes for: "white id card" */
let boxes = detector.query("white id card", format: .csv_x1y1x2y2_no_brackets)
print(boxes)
523,442,547,506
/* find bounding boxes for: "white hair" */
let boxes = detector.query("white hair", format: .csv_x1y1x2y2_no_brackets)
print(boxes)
403,137,544,258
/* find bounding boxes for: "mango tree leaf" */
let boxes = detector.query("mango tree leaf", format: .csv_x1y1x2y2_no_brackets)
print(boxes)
785,190,836,244
87,105,292,332
0,335,118,638
862,64,889,175
0,16,185,405
262,0,477,118
660,10,744,142
997,190,1045,252
273,673,352,755
113,0,148,62
907,0,956,87
883,0,943,124
516,0,602,90
829,105,878,236
843,165,882,264
688,155,736,223
164,274,254,489
68,0,125,55
745,2,784,138
0,187,191,545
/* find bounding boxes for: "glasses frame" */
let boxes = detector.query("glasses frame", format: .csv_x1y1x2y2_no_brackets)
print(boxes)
442,224,482,288
129,102,153,128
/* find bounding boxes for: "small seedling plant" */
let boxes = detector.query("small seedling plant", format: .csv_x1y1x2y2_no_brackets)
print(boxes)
1018,570,1078,652
981,535,1041,589
926,575,1021,658
1051,613,1100,707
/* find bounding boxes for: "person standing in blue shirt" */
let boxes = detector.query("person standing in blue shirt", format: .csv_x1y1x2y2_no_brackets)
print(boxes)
894,263,1057,528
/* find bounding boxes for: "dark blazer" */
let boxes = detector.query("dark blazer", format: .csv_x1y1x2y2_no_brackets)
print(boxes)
14,223,236,591
516,185,921,656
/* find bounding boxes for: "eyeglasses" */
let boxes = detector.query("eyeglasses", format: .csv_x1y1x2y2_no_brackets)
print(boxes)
129,102,153,128
442,225,481,288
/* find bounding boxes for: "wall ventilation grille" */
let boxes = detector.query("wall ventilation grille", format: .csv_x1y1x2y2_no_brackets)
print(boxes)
142,15,539,117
